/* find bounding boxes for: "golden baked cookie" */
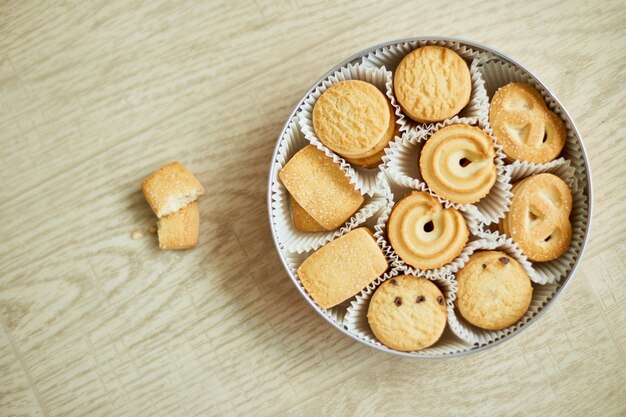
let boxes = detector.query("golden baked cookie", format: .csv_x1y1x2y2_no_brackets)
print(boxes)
157,202,200,250
313,80,391,158
344,148,387,169
419,124,497,204
368,275,447,351
490,83,566,163
290,195,327,232
499,173,572,262
344,102,399,168
456,251,533,330
388,191,469,269
297,228,388,309
279,145,364,230
142,162,205,218
394,46,471,123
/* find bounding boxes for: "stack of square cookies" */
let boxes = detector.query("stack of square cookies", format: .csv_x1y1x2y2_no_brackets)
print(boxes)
142,162,205,249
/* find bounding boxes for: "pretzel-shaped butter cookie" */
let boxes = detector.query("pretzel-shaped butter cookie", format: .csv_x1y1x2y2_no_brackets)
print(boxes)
499,173,572,262
490,83,566,163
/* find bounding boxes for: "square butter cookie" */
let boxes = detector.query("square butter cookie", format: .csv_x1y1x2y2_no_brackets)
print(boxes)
297,228,388,308
279,145,363,230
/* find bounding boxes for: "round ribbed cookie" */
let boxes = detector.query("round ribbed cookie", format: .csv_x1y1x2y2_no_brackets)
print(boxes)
387,191,468,270
456,251,533,330
344,148,387,169
313,80,391,159
394,46,471,123
419,124,497,204
499,173,572,262
368,275,447,351
490,83,566,163
345,104,399,168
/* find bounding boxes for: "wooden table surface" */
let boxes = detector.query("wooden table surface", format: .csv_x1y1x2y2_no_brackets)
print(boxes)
1,1,625,416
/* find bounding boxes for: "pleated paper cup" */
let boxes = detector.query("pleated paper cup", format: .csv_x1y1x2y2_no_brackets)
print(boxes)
361,40,489,137
270,119,389,253
447,234,559,346
344,273,472,356
506,157,579,193
378,169,483,279
282,250,347,324
481,157,587,284
297,63,397,196
383,116,513,225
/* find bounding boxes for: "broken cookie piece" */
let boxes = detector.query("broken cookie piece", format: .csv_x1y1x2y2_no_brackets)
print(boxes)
142,162,205,218
157,202,200,250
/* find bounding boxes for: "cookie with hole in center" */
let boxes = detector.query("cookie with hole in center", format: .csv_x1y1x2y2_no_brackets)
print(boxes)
498,173,572,262
368,275,447,351
419,124,497,204
456,251,533,330
489,83,566,163
387,191,468,270
394,46,471,123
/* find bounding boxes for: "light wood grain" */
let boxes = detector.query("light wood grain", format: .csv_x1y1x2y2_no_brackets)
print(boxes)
0,0,625,416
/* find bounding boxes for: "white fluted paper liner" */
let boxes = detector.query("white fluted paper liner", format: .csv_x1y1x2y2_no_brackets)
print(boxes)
506,157,579,193
480,159,588,284
270,119,388,253
447,235,559,345
297,63,396,196
344,273,473,356
477,58,588,193
383,116,513,225
377,169,484,279
283,250,349,325
371,190,396,262
361,40,489,137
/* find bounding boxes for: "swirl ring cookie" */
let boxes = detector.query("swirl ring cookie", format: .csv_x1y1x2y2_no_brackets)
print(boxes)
313,80,391,159
368,275,447,351
394,46,471,123
388,191,469,269
456,251,533,330
499,173,572,262
419,124,497,204
490,83,566,163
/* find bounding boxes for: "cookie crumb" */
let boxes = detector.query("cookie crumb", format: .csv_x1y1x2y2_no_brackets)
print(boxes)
394,297,402,306
131,230,144,240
